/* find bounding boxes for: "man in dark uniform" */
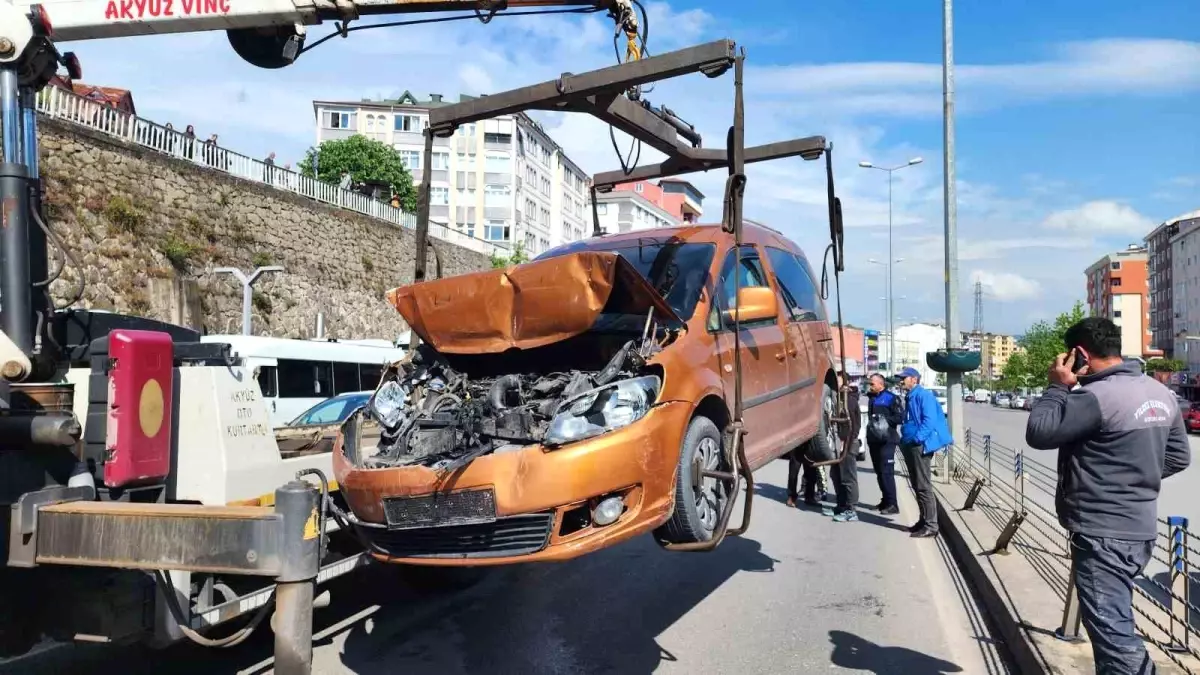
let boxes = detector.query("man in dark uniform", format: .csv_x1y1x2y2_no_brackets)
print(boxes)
865,373,904,515
826,372,861,522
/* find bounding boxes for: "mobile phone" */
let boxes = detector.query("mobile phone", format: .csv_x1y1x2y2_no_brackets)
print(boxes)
1070,348,1089,374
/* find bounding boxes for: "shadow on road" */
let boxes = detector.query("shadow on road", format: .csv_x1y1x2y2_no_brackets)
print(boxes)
829,629,964,674
334,533,776,673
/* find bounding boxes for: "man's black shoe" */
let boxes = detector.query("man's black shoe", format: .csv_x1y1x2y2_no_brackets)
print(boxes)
911,528,939,538
880,505,900,515
907,521,926,533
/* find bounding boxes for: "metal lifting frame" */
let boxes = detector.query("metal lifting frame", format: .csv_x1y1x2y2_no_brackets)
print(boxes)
408,39,841,552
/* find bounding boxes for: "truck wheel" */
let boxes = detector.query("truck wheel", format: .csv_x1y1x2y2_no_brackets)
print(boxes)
656,416,729,544
802,383,840,464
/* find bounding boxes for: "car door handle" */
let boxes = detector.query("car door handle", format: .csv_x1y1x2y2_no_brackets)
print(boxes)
775,352,786,361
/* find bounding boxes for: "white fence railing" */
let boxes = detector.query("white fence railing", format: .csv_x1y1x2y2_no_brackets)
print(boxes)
36,86,502,257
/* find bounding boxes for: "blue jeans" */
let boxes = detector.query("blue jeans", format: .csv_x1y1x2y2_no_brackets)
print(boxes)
1071,533,1157,674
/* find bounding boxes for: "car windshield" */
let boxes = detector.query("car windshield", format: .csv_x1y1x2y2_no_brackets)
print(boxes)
537,237,717,321
289,393,371,427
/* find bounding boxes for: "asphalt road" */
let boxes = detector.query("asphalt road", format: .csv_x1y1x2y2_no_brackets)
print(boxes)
962,403,1200,529
1,458,1008,675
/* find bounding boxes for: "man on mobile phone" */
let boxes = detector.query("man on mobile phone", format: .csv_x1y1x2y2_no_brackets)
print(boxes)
1026,317,1191,674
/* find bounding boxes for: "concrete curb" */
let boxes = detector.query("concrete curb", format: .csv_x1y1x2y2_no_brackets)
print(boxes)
933,488,1052,675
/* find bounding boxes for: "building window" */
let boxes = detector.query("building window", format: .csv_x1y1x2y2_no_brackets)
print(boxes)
1111,261,1121,270
322,111,352,129
430,186,449,206
597,204,608,215
394,114,422,132
485,132,512,145
1113,310,1122,318
431,152,450,171
460,123,476,137
485,152,510,173
397,150,421,170
1111,278,1122,288
484,221,510,241
635,183,644,193
484,185,511,207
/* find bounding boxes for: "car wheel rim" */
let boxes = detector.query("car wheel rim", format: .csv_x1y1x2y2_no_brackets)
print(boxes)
824,391,838,451
694,436,723,532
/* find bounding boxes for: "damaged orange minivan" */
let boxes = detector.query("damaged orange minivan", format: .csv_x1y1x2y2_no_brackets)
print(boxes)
332,222,841,565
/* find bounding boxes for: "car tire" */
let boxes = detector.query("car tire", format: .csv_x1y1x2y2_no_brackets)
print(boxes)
656,415,729,545
801,383,840,464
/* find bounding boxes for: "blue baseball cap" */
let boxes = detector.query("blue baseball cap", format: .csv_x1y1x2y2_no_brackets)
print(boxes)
897,367,922,379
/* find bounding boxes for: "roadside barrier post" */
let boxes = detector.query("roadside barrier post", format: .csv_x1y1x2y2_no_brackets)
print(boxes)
984,435,992,485
990,448,1026,555
1168,516,1191,653
1055,551,1085,643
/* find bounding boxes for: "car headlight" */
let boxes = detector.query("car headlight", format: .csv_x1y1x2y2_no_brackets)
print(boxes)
544,375,660,447
370,380,409,429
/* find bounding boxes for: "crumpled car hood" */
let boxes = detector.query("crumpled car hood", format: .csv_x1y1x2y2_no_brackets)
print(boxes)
386,251,682,354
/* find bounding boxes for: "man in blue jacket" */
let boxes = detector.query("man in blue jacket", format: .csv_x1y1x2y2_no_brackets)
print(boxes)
897,367,953,538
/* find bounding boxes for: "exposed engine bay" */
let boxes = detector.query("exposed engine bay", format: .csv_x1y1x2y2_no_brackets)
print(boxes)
361,330,668,472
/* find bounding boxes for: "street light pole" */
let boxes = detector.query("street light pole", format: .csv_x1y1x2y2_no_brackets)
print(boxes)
942,0,963,475
860,157,923,372
213,265,286,336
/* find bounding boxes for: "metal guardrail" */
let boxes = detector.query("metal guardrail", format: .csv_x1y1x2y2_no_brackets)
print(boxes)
35,86,503,257
957,428,1200,673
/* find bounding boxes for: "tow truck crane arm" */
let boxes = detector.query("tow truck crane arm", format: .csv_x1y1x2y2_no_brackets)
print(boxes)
10,0,640,69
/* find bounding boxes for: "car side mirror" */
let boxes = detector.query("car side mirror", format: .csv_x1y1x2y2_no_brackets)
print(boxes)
722,286,778,325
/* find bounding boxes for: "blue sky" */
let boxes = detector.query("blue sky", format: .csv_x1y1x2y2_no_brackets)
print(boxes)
63,0,1200,335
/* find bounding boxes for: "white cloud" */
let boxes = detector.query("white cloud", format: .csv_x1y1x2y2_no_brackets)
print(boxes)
755,39,1200,117
970,270,1042,302
1042,200,1155,237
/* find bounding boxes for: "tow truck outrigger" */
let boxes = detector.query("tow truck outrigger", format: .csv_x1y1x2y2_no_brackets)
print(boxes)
0,2,849,672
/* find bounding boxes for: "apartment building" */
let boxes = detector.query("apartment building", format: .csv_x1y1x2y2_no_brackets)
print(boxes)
980,333,1018,380
1085,244,1154,358
879,322,946,383
611,178,704,223
1148,209,1200,358
593,189,678,234
1168,212,1200,372
312,91,590,256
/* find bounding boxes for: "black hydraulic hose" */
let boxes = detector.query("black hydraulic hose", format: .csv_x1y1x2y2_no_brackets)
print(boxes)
489,374,522,410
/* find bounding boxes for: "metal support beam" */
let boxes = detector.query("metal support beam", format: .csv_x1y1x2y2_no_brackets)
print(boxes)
961,477,984,511
568,93,683,156
592,136,827,189
990,510,1025,556
1054,557,1085,643
212,266,286,336
426,40,736,135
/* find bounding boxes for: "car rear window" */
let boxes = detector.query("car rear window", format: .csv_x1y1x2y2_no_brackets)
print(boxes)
537,238,716,321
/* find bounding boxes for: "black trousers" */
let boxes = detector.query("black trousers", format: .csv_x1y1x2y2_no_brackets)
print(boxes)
830,444,859,511
786,450,825,501
868,441,898,508
902,445,938,530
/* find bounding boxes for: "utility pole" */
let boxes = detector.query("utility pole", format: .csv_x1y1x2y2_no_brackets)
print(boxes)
213,265,285,336
861,158,922,371
942,0,964,473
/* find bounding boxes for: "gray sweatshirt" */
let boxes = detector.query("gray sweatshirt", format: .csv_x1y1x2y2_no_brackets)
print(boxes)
1026,361,1191,540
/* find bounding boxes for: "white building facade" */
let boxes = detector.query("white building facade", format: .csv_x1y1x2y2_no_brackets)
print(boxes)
593,190,679,235
878,323,948,384
313,92,591,256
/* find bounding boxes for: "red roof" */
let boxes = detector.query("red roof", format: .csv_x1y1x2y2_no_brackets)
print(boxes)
50,76,136,115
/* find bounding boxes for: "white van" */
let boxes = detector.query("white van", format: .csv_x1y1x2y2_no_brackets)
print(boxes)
973,388,990,404
200,334,408,426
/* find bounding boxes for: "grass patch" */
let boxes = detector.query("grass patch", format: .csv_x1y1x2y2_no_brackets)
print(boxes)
103,195,145,234
252,292,273,315
252,251,273,268
159,234,199,271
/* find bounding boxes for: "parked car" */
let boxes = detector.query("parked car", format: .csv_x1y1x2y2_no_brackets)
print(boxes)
335,224,843,564
973,388,990,403
1023,395,1039,410
993,392,1011,407
275,391,373,457
1184,403,1200,434
964,392,975,403
1010,395,1027,409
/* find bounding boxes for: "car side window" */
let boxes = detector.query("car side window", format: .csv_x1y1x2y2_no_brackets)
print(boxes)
708,245,774,331
766,247,822,322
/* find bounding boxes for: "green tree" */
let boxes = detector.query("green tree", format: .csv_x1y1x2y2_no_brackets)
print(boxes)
1145,358,1186,373
1001,301,1088,388
299,135,417,212
489,243,530,269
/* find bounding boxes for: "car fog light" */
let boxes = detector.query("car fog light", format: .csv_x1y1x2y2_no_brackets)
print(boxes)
592,496,624,526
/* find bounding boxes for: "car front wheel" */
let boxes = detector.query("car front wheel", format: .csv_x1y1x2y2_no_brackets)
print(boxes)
657,416,730,544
